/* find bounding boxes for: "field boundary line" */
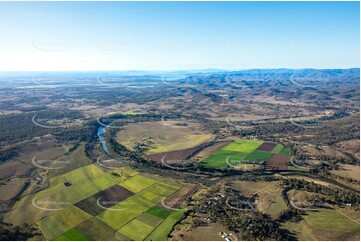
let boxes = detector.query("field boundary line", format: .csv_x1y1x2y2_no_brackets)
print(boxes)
335,209,360,225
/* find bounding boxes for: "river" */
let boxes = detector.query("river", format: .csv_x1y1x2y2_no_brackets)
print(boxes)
97,126,110,155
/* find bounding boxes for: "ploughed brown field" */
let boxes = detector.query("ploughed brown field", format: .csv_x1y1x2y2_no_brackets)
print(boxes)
256,142,277,152
266,154,291,170
162,184,199,209
74,185,134,216
146,141,214,164
95,185,134,207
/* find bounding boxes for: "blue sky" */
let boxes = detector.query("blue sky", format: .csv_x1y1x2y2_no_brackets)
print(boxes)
0,1,359,71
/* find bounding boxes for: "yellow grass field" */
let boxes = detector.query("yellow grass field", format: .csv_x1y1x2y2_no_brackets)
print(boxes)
116,121,213,154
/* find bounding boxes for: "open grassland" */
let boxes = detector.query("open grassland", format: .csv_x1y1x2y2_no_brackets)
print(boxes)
0,178,26,201
37,205,92,240
282,209,360,241
0,160,34,180
267,196,288,217
281,220,317,241
171,222,225,241
116,121,213,154
256,186,287,218
331,164,360,181
49,143,92,177
304,210,360,233
231,180,276,197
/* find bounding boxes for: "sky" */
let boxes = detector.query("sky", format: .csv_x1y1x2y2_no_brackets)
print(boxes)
0,1,359,71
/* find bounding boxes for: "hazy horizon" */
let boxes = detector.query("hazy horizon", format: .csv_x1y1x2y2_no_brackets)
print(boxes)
0,1,359,72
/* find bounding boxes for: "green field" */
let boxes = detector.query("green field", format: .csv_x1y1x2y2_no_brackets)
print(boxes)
118,219,155,240
279,147,291,155
201,150,248,168
271,144,283,153
201,140,263,168
37,205,92,240
201,139,291,168
270,143,291,155
243,150,273,162
146,206,171,219
222,140,263,152
54,228,89,241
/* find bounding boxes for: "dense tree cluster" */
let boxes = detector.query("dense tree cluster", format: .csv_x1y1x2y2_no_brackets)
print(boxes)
0,224,39,241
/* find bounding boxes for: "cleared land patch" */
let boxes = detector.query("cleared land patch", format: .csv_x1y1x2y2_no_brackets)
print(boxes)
331,164,360,181
116,121,213,155
193,140,233,160
257,186,287,218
